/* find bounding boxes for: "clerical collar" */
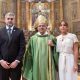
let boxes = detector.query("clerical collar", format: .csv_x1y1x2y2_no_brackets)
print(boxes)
37,32,48,36
6,25,14,30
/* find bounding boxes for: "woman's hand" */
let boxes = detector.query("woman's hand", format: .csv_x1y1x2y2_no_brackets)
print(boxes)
73,64,78,72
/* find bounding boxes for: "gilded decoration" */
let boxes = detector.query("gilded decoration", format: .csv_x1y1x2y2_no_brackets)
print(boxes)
26,1,54,31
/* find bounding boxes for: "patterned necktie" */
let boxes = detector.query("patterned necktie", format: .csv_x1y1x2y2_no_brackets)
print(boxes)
8,27,11,40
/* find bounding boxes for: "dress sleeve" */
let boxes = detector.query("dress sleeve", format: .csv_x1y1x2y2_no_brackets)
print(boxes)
72,34,79,43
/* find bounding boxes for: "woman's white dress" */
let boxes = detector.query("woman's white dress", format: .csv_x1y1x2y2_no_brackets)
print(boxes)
56,33,78,80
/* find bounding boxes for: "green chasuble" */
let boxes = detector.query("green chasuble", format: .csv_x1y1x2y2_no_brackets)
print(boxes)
23,32,58,80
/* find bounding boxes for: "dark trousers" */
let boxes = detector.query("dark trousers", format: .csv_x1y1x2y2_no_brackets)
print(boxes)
0,66,21,80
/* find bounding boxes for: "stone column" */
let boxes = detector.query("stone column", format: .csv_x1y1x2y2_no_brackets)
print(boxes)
50,1,55,30
78,0,80,19
0,1,2,19
26,2,30,30
60,0,63,20
16,0,21,28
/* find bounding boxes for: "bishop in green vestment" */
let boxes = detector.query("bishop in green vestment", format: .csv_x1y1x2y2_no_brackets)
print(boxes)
23,15,58,80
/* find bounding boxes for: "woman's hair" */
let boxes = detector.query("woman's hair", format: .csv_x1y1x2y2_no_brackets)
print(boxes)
59,20,68,27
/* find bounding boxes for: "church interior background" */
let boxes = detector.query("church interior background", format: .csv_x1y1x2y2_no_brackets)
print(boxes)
0,0,80,77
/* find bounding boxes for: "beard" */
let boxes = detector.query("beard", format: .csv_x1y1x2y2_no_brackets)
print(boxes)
7,23,13,27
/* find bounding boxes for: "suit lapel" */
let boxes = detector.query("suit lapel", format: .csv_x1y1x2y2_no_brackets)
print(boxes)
7,26,17,46
2,26,17,47
3,27,9,41
10,26,17,42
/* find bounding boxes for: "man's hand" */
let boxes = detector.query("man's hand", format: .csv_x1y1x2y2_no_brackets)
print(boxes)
48,40,54,46
10,60,19,68
0,60,10,69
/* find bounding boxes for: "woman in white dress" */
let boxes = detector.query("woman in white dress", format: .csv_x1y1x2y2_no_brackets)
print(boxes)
56,20,79,80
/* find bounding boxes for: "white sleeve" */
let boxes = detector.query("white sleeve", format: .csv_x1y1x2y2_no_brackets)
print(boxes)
72,34,79,43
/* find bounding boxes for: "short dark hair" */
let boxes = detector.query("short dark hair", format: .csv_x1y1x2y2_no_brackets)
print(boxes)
59,20,68,27
5,12,15,18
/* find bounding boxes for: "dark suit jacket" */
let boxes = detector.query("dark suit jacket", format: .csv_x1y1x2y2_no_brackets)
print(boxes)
0,26,25,64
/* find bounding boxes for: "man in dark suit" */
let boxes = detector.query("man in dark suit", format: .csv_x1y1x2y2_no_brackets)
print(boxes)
0,12,25,80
